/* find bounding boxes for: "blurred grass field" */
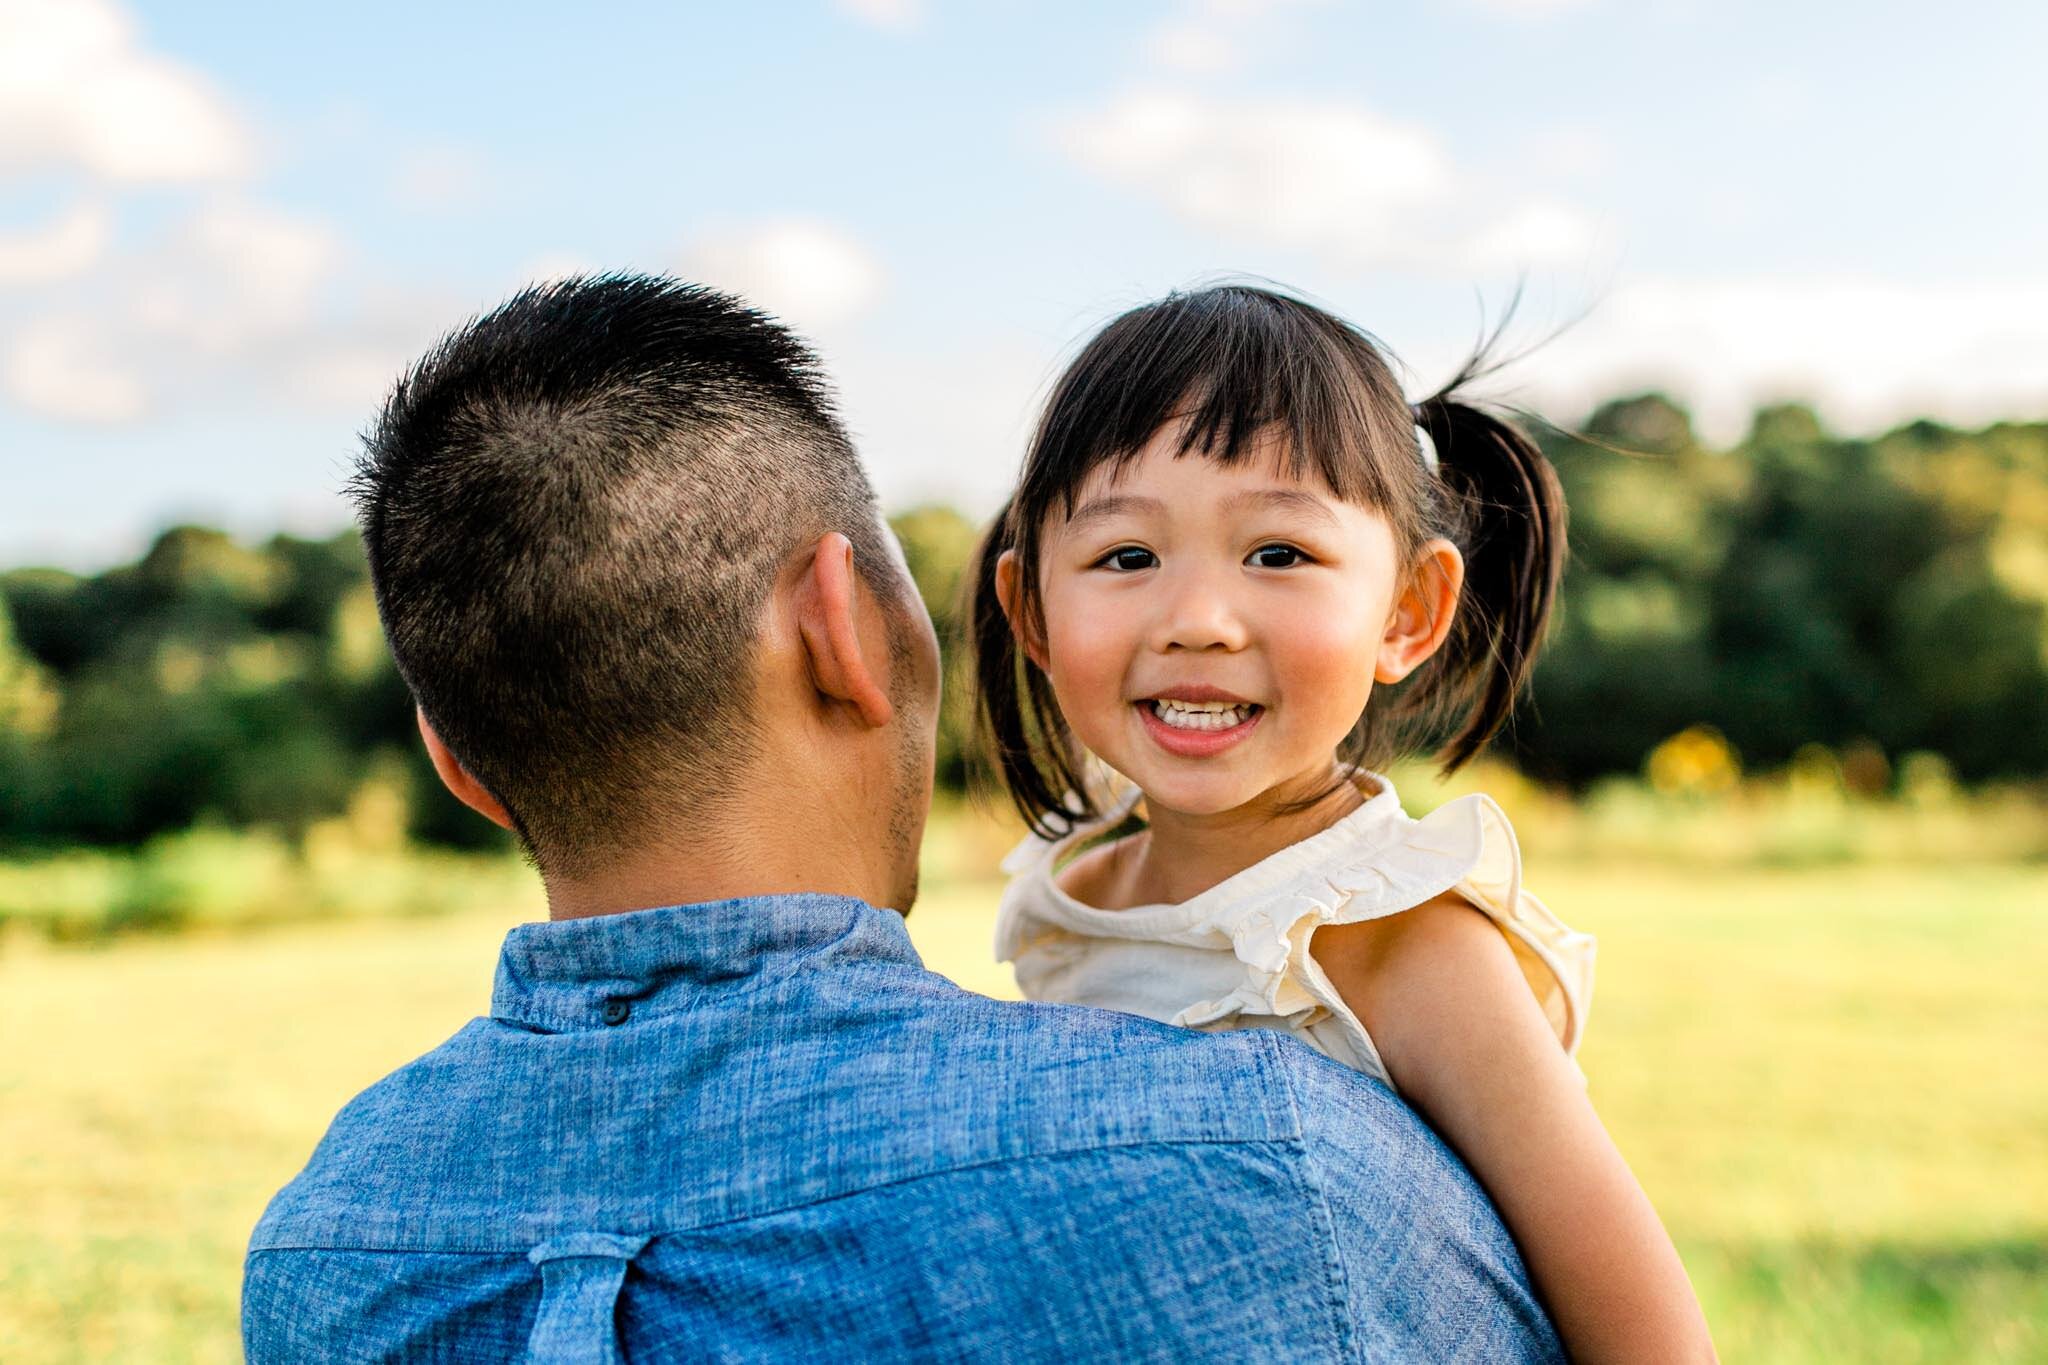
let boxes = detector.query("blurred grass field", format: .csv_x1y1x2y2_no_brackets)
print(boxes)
2,797,2045,1362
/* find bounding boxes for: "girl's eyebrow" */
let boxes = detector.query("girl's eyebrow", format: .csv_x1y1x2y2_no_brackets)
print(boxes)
1224,488,1341,529
1065,488,1339,533
1065,493,1162,532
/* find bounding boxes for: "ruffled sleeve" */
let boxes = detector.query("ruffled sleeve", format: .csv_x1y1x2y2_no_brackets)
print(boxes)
1383,794,1597,1058
1172,793,1595,1069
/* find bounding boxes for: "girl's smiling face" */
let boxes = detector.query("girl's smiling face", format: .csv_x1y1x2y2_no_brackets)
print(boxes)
999,422,1464,818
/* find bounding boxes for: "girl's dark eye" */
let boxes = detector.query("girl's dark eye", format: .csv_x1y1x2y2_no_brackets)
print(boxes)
1249,544,1308,569
1098,547,1156,572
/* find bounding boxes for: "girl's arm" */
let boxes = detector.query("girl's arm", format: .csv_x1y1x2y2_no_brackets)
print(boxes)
1314,895,1717,1364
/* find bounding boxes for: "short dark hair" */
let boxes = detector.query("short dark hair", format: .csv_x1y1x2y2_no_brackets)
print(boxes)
352,274,895,873
969,283,1566,837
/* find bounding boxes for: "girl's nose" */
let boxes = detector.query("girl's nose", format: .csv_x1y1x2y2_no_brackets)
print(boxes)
1148,566,1250,653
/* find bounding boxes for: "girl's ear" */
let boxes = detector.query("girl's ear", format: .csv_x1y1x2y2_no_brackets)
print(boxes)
993,549,1049,671
1376,538,1464,684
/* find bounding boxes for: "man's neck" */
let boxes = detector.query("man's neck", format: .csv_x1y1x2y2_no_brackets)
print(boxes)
539,783,904,923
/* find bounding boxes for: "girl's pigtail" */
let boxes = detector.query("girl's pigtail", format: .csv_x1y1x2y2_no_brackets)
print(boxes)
966,500,1088,838
1412,388,1567,771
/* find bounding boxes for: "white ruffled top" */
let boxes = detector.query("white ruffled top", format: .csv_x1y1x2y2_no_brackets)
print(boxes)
993,771,1596,1094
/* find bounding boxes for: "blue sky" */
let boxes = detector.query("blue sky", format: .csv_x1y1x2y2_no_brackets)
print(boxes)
2,0,2043,568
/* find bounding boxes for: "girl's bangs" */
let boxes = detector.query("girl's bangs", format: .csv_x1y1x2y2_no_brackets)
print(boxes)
1036,288,1406,521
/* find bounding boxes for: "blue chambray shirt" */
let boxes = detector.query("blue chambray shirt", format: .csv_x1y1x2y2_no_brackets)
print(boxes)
244,894,1561,1362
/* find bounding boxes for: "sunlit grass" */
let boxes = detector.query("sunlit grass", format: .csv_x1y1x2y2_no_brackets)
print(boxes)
1,801,2043,1361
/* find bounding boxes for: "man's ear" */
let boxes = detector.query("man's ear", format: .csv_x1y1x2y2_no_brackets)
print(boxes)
796,531,894,728
1376,538,1465,685
993,549,1048,671
416,708,516,830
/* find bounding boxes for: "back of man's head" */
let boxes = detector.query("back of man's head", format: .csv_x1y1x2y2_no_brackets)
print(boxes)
353,274,896,876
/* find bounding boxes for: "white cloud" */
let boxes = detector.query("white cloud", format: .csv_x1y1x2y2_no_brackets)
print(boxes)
2,312,146,421
0,198,453,424
833,0,921,32
0,3,445,427
0,0,253,182
1142,0,1328,75
130,202,342,352
6,212,882,427
679,220,885,333
0,3,395,425
1059,90,1600,273
1505,274,2048,443
0,202,110,284
1459,199,1600,271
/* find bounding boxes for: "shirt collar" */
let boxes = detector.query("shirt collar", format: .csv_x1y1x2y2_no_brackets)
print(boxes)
490,893,918,1032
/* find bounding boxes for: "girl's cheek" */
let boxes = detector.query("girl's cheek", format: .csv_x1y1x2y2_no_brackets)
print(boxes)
1058,629,1129,705
1039,607,1123,702
1275,611,1380,713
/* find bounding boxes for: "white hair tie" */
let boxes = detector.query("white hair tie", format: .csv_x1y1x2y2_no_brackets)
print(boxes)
1413,423,1440,476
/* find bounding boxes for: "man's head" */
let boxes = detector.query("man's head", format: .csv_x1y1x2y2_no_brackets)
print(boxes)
352,275,938,902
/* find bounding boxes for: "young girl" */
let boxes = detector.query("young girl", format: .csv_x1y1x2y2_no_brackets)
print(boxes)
970,285,1715,1362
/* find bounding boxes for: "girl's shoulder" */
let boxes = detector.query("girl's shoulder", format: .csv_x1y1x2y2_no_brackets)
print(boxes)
1302,785,1596,1058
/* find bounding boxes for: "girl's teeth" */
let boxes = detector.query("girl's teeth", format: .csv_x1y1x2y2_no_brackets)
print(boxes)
1150,700,1256,731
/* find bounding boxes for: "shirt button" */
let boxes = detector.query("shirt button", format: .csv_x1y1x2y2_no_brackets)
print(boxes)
601,999,631,1026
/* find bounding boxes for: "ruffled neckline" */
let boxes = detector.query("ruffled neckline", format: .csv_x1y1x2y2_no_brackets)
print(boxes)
1010,769,1421,940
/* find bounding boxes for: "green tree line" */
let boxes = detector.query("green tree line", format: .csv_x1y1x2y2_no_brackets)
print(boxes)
1,395,2043,852
1517,398,2048,786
